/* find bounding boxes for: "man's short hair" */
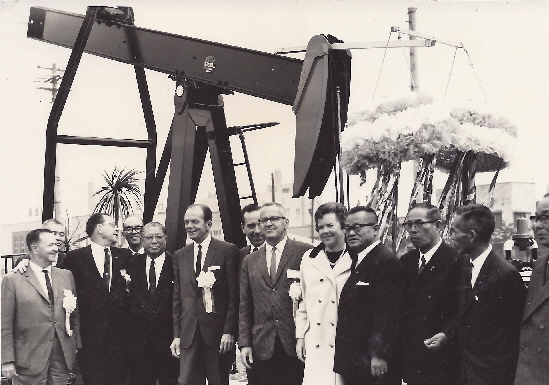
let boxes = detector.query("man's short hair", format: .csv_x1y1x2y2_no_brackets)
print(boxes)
348,205,379,224
241,203,260,225
455,204,495,242
314,202,348,228
260,202,286,215
142,222,167,235
410,202,441,222
26,228,53,250
188,204,212,222
86,213,107,237
42,218,64,227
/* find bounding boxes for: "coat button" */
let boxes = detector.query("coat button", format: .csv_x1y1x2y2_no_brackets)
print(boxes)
540,325,545,330
318,299,322,303
316,345,320,348
427,295,432,300
275,319,279,323
317,322,321,326
330,344,334,348
330,322,334,326
272,288,276,292
528,302,531,306
50,338,53,341
320,279,324,282
538,348,543,353
332,300,336,304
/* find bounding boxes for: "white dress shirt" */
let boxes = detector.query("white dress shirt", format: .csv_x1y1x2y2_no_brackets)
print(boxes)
471,244,492,287
193,234,212,273
29,260,52,298
265,236,288,276
419,238,442,269
146,252,166,289
131,247,145,256
356,240,380,266
90,241,113,289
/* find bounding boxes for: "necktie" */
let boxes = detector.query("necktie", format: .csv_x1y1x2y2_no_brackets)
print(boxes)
195,244,202,277
103,248,111,290
43,269,54,304
252,247,258,253
270,246,277,283
419,254,427,273
149,258,156,292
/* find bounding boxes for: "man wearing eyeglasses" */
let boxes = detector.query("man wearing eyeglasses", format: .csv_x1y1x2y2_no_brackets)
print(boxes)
239,202,312,385
126,222,178,385
122,216,144,256
333,206,404,385
399,203,462,385
515,194,549,385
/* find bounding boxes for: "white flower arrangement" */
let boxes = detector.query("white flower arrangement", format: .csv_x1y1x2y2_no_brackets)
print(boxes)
63,290,77,337
288,281,302,318
197,271,216,313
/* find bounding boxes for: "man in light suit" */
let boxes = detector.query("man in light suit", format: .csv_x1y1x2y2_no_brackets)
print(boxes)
514,194,549,385
2,229,81,384
334,206,404,385
425,204,526,385
400,203,462,385
60,213,131,385
239,202,312,385
127,222,178,385
170,204,239,385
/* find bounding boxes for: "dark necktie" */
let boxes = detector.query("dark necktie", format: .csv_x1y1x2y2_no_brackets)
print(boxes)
419,254,427,273
252,247,258,253
103,248,111,290
195,244,202,277
43,269,54,304
270,246,277,283
149,258,156,292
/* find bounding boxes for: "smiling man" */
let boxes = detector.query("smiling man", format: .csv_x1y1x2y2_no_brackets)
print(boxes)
333,206,404,385
399,203,462,385
170,204,239,385
122,216,144,256
239,202,311,385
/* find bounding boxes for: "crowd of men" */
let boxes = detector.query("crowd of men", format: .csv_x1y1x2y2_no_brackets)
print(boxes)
2,196,549,385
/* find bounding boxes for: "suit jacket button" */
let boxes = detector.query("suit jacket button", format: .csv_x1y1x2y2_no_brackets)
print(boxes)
528,302,531,306
331,300,336,304
50,338,53,341
318,299,322,303
275,319,279,323
538,348,543,353
320,279,324,282
272,288,276,292
540,325,545,330
427,295,432,300
49,305,52,308
317,322,321,326
330,344,334,348
316,344,320,348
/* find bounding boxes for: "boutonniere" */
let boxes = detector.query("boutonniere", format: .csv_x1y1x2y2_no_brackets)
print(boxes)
120,269,131,292
63,290,77,337
197,271,216,313
289,281,302,318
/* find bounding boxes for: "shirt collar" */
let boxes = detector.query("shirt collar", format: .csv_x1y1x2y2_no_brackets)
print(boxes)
147,252,165,265
91,240,110,254
420,238,442,265
193,234,212,250
471,244,492,270
250,242,266,251
29,260,52,275
131,247,144,255
357,240,380,265
266,236,288,254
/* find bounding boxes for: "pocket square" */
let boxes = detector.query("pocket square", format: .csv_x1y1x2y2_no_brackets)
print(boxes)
287,269,300,279
356,281,370,286
208,266,221,271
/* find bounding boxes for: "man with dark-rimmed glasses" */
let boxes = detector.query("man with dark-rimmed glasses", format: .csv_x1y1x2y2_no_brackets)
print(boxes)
122,216,144,256
334,206,404,385
399,203,462,385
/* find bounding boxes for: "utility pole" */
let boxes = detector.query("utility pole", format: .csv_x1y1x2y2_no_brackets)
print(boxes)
271,173,276,202
408,8,419,92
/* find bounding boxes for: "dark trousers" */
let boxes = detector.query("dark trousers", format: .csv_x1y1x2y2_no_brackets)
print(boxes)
129,338,179,385
178,326,233,385
248,335,304,385
79,328,127,385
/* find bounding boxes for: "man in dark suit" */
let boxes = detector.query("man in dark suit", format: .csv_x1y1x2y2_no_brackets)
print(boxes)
60,213,131,385
400,203,462,385
14,218,67,267
1,229,81,384
515,194,549,385
170,204,239,385
334,206,404,385
425,204,526,385
239,202,312,385
239,203,265,272
122,215,144,256
127,222,178,385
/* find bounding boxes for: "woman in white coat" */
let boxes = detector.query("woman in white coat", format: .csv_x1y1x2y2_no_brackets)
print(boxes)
295,202,353,385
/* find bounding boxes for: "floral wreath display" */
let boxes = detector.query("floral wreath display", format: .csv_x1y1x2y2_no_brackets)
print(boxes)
341,93,518,250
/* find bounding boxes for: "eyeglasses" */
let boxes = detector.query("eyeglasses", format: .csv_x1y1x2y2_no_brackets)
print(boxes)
258,216,286,224
343,223,377,233
123,226,143,233
143,235,166,241
530,215,549,224
402,220,438,230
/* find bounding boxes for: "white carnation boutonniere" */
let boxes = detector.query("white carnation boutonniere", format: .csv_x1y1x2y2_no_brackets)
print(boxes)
197,271,216,313
62,290,77,337
289,281,302,318
120,269,131,292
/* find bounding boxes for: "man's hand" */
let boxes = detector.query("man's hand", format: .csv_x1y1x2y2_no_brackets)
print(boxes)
241,347,254,369
296,338,306,362
424,332,448,351
170,338,181,358
371,356,388,378
11,258,29,274
1,362,17,379
219,334,235,354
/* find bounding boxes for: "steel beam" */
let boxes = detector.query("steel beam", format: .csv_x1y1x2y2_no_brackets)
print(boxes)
28,7,303,105
57,135,152,148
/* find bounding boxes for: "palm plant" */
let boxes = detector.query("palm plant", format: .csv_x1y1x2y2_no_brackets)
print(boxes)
92,167,143,228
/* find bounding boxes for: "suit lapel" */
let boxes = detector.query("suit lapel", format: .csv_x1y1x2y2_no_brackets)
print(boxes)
331,251,352,278
341,244,380,299
51,267,62,304
418,244,446,283
82,245,108,290
184,246,198,289
25,266,50,303
258,247,271,287
309,250,335,284
273,239,293,284
203,239,216,273
524,254,549,320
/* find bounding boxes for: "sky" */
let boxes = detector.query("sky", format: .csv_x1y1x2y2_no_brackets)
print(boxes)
1,0,549,229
